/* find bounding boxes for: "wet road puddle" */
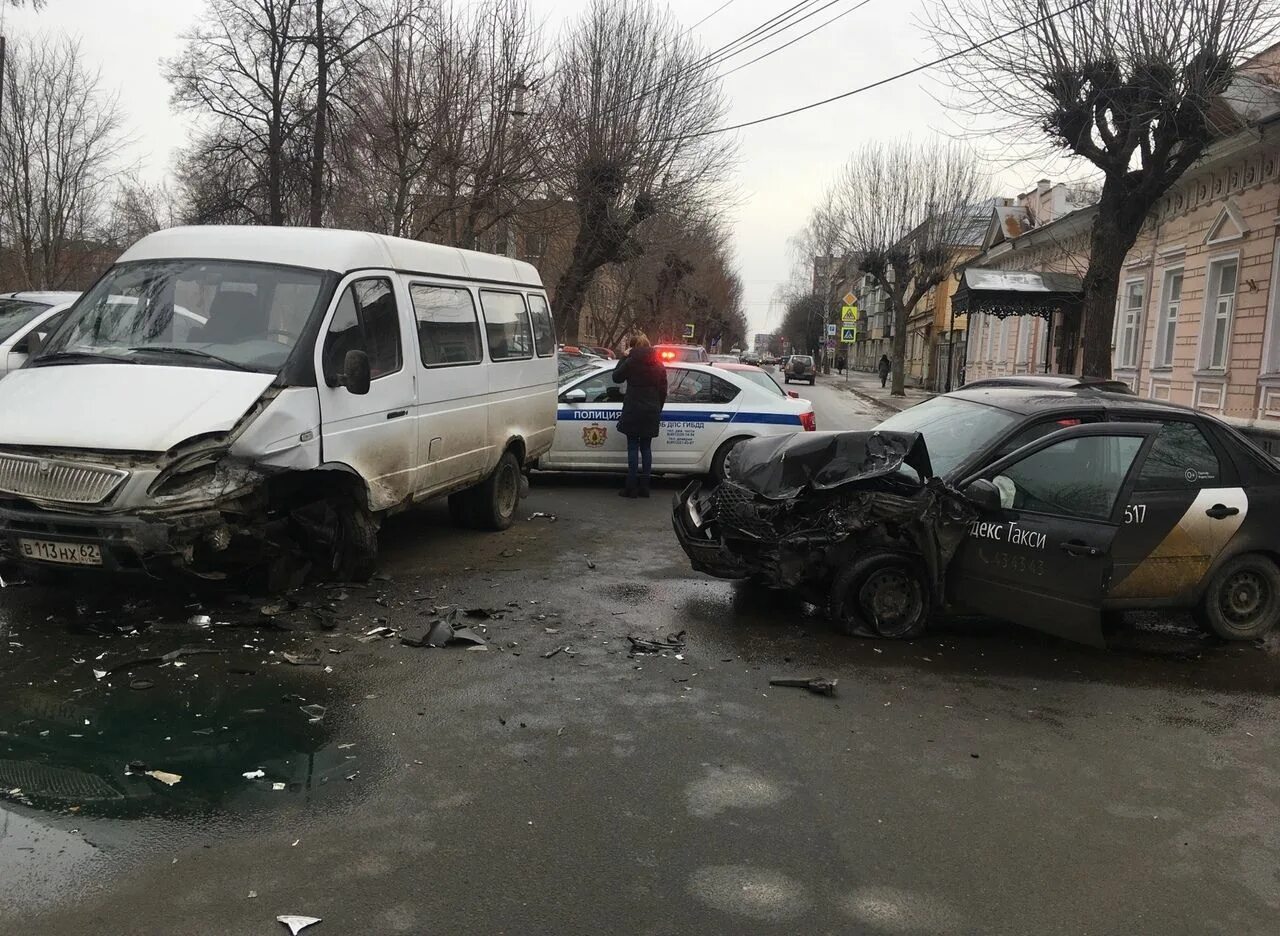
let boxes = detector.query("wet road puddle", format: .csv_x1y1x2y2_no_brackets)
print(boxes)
0,583,379,821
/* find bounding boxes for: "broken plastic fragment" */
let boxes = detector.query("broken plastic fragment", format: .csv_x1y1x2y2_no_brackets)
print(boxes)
188,614,212,627
768,676,838,697
282,652,321,666
527,511,557,521
299,704,326,722
273,782,286,791
243,769,266,780
277,915,321,935
93,669,108,681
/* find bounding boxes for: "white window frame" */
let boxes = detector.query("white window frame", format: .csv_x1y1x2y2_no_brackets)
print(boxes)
997,316,1010,364
1116,277,1145,369
1153,267,1183,369
983,314,994,363
1035,317,1049,373
1015,317,1032,369
1262,242,1280,375
1198,254,1240,371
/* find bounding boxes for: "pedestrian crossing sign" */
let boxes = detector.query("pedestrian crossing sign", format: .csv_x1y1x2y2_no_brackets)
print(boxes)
682,323,695,339
841,304,859,323
840,324,857,344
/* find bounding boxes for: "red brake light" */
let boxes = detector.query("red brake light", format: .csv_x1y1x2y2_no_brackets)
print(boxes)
800,411,816,431
660,350,675,361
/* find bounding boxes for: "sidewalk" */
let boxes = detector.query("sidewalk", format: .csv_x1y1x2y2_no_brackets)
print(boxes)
821,369,935,415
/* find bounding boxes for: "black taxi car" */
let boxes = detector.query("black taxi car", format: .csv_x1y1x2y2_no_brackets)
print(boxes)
675,387,1280,647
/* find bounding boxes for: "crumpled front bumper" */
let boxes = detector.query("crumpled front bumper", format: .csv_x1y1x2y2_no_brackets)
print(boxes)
671,481,752,580
0,501,228,574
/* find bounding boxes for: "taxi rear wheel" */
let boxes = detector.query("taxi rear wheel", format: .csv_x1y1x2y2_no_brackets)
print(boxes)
1200,554,1280,641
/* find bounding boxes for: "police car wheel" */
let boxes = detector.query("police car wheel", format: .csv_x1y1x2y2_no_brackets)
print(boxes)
830,553,930,640
710,437,749,483
1201,553,1280,641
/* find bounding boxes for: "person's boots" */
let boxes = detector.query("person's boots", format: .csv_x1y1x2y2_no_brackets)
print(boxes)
638,480,651,498
618,483,638,498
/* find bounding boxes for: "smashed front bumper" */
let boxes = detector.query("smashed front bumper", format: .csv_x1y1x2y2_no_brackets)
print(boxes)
0,501,234,574
671,481,752,580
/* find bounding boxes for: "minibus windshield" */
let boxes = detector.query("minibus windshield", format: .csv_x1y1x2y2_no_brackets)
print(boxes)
38,259,329,374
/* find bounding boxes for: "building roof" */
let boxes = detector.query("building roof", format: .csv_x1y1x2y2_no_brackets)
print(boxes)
961,269,1083,294
119,226,544,287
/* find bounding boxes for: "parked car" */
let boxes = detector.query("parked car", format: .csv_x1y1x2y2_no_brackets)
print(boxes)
712,361,802,399
962,374,1134,394
654,343,709,364
0,291,80,379
539,361,815,481
739,351,761,365
709,354,739,364
675,387,1280,646
784,354,816,385
587,346,617,360
0,226,558,584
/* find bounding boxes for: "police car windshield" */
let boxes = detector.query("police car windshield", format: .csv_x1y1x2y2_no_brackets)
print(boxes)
876,396,1021,478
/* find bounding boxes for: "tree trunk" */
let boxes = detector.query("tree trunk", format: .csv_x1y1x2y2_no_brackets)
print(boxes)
309,0,326,228
890,293,908,396
553,252,596,345
1079,183,1147,378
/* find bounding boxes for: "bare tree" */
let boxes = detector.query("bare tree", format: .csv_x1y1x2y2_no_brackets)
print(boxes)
549,0,736,343
1,1,47,122
333,0,547,247
0,34,124,289
928,0,1280,378
104,173,180,248
167,0,313,225
831,138,987,395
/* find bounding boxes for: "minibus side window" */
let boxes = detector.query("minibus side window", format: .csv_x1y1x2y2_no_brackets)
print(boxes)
322,277,402,383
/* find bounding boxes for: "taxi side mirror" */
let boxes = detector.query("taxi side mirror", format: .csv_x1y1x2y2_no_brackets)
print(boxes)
339,350,371,395
563,388,587,403
964,478,1002,513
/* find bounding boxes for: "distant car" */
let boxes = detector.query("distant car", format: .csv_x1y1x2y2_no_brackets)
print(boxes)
962,374,1134,394
709,354,739,364
784,354,816,385
0,291,80,379
654,344,709,364
541,361,815,481
713,361,801,399
739,351,761,365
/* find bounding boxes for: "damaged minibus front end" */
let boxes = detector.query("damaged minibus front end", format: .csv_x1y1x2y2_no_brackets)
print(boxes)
673,431,977,638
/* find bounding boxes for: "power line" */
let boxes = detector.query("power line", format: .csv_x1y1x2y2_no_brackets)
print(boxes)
719,0,874,80
681,0,742,37
647,0,1092,144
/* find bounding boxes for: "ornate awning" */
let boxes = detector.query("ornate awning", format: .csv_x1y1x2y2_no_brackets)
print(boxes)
951,269,1083,320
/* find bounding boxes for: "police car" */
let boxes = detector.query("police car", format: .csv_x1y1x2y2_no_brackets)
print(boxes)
538,361,816,480
873,387,1280,644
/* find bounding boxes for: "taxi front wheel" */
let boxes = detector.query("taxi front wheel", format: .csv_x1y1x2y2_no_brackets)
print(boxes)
1199,554,1280,641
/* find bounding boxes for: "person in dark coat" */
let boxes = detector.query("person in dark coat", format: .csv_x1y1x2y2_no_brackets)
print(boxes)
877,354,892,388
611,333,667,498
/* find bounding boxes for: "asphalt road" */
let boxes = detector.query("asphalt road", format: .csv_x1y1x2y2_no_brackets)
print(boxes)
3,376,1280,935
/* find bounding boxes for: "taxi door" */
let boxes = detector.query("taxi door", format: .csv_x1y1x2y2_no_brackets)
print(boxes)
948,423,1159,646
1107,419,1247,603
549,369,628,470
653,367,741,471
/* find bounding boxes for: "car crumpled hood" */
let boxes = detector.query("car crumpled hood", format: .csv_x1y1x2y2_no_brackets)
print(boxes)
730,430,933,500
0,364,276,452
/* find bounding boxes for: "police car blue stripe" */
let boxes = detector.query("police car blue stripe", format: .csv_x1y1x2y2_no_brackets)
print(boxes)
557,408,801,426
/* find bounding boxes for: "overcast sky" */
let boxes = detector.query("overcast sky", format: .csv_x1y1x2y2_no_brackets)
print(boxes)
4,0,1057,336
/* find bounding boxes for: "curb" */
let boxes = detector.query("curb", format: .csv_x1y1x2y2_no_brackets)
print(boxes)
826,379,909,417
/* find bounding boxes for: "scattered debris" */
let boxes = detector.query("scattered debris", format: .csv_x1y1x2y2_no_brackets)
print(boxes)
93,669,108,681
248,890,258,899
463,607,503,619
299,704,327,722
106,647,220,675
260,603,289,617
627,631,687,656
282,652,322,666
527,512,557,522
273,782,286,791
542,646,566,659
243,769,266,780
129,680,154,691
587,560,596,570
356,625,397,643
188,614,212,627
402,617,488,649
277,915,322,935
768,676,838,697
126,762,183,786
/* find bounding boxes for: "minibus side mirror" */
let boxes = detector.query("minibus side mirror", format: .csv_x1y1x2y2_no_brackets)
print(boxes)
340,350,371,395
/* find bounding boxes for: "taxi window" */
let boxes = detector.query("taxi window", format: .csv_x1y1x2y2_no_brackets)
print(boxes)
995,414,1103,458
667,369,739,404
991,434,1144,521
565,372,624,403
1134,421,1221,490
